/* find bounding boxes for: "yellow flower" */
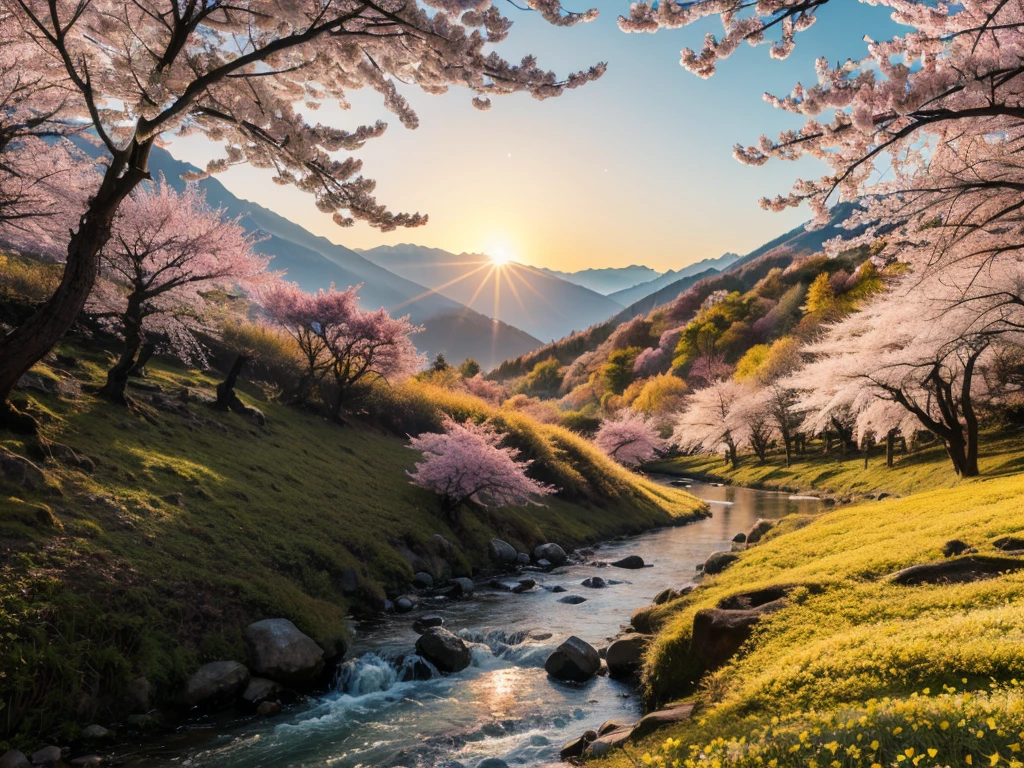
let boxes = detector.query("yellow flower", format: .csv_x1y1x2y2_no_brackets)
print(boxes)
990,755,1000,767
967,755,974,765
928,749,938,758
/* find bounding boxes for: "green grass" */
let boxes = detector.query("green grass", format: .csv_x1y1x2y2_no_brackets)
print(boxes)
646,432,1024,499
0,346,704,745
594,465,1024,768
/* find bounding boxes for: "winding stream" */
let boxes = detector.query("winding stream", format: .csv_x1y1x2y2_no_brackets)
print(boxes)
123,480,820,768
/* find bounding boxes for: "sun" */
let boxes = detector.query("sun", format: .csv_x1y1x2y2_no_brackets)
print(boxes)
488,243,514,266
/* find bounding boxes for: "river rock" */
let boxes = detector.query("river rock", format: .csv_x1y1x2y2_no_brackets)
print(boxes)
28,747,61,767
511,578,536,593
533,543,567,566
413,615,444,634
0,750,29,768
81,725,110,740
560,730,598,760
476,760,509,768
691,602,786,669
610,555,645,569
243,619,324,686
581,576,606,588
746,519,776,545
631,704,695,740
598,720,627,736
732,532,747,543
488,539,518,566
412,572,434,589
241,677,282,707
630,604,661,635
416,627,471,673
605,633,652,679
451,577,475,597
703,551,739,575
558,594,587,605
181,661,250,708
398,654,434,681
549,585,567,593
585,727,633,758
545,636,600,682
516,553,531,566
395,596,417,613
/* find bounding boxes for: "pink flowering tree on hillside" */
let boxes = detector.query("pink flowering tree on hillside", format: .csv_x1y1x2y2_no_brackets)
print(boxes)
261,281,423,417
0,0,605,431
594,410,665,468
407,416,556,517
673,379,773,467
88,181,269,403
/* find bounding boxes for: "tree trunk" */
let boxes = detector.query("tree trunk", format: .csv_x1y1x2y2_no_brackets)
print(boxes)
216,354,250,410
885,429,896,468
100,302,144,404
0,140,153,428
128,341,156,377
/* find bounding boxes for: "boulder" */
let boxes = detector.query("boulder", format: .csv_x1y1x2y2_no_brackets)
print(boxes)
630,704,695,741
943,539,974,557
413,615,444,634
257,701,282,717
180,661,250,708
415,628,472,674
605,633,652,679
412,572,434,589
81,725,110,740
560,731,597,760
511,578,536,594
241,677,282,708
516,553,531,566
533,543,567,567
558,594,587,605
29,747,62,767
451,577,475,598
0,750,29,768
746,519,776,545
243,619,324,685
476,760,509,768
0,448,45,490
890,555,1024,585
585,727,633,758
544,636,601,682
394,596,417,613
598,720,627,736
488,539,518,566
993,536,1024,552
691,601,786,669
610,555,645,570
581,576,606,589
549,585,567,593
703,551,739,575
630,604,660,635
732,532,747,544
654,585,693,605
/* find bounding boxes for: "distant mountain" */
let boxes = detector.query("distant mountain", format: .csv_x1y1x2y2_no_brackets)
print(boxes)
610,268,722,324
726,201,862,271
89,144,544,370
357,244,623,343
608,252,740,307
537,265,661,295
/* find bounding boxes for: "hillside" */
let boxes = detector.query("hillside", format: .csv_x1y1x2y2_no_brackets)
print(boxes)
595,446,1024,768
358,244,623,342
0,339,704,741
608,252,739,307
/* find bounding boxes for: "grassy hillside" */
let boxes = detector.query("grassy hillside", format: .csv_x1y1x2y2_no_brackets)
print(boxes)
0,344,704,744
648,432,1024,499
595,466,1024,768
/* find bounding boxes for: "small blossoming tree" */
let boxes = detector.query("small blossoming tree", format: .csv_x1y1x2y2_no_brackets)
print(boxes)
594,410,665,467
407,416,556,515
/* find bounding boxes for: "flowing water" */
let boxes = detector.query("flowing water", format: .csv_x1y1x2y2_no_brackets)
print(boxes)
123,480,819,768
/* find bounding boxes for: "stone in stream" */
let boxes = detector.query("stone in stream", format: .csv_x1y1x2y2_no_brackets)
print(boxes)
243,619,324,686
412,572,434,589
703,551,739,575
605,633,652,679
412,615,444,634
0,750,29,768
180,661,250,708
610,555,645,569
415,627,472,673
547,585,567,593
80,725,110,740
28,747,62,767
476,759,509,768
558,594,587,605
532,543,567,566
732,532,747,544
241,677,282,708
560,730,598,760
488,539,518,566
516,552,531,566
451,577,475,598
581,576,606,588
544,636,601,682
394,596,417,613
511,579,536,593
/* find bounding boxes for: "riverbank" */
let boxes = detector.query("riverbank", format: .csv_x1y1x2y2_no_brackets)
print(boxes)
590,467,1024,768
0,345,705,752
646,431,1024,499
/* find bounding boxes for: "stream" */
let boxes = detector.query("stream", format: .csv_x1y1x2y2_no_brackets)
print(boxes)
123,479,820,768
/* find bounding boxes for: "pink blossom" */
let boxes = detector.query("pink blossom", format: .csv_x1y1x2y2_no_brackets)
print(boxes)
594,410,665,467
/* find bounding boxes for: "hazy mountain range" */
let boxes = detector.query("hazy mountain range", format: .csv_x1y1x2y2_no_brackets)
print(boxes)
608,252,740,307
537,264,660,295
357,244,623,343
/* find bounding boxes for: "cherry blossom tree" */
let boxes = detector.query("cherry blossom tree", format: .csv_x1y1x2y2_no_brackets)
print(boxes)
261,281,424,417
0,0,605,429
594,409,665,467
672,379,747,467
87,181,269,402
407,416,556,515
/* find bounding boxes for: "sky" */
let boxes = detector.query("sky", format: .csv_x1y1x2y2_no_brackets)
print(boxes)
171,2,905,274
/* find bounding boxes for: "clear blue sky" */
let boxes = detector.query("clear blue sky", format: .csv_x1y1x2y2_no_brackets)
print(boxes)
173,1,903,273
